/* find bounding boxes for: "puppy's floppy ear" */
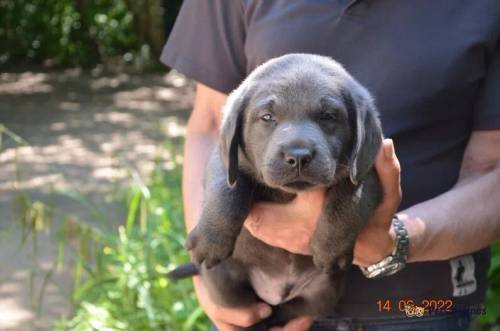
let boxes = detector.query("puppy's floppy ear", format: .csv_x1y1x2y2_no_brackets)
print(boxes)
343,84,383,185
219,90,248,187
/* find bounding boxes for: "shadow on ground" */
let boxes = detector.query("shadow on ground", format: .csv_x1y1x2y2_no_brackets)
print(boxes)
0,68,194,330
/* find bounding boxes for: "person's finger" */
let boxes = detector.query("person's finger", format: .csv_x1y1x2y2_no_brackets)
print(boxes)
270,316,314,331
210,302,272,328
244,196,320,255
373,139,401,220
376,139,401,203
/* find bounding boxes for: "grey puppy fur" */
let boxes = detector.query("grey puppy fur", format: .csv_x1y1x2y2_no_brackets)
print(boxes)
180,54,383,329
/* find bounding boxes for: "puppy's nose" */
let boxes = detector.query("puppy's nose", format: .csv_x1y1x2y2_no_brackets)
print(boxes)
284,147,314,169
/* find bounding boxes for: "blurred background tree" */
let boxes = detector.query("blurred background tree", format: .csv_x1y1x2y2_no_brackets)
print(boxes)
0,0,183,70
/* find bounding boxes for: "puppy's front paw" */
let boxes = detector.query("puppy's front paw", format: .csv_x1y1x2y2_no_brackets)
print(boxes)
186,225,235,268
310,243,353,273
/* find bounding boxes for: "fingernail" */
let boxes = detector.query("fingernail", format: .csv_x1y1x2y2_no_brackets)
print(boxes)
258,304,272,318
384,139,394,159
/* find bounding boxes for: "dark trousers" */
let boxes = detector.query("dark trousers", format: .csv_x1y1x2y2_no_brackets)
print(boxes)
310,313,471,331
211,313,471,331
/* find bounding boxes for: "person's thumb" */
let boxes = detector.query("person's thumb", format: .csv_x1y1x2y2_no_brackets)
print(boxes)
373,138,401,224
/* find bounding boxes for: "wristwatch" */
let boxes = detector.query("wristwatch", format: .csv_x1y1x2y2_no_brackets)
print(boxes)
360,215,409,279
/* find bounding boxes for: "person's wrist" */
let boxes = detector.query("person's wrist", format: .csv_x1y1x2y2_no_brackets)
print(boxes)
371,223,396,263
360,215,409,278
386,220,397,256
371,218,397,262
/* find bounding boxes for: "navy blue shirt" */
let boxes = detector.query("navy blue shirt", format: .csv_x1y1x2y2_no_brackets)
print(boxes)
162,0,500,318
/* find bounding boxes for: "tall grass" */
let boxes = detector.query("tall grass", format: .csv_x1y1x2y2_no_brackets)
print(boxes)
53,156,209,330
2,123,208,330
1,124,59,315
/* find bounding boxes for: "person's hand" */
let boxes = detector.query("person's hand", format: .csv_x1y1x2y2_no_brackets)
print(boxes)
353,139,401,266
192,276,272,331
244,139,402,264
193,275,313,330
244,187,325,255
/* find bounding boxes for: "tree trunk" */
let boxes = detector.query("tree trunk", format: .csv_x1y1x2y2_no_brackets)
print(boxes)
125,0,165,59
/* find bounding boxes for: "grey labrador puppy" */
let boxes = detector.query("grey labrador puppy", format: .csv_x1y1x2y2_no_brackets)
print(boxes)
177,54,383,329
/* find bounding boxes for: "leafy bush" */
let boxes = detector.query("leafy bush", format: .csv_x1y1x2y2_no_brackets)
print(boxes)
0,0,179,68
479,243,500,330
54,157,209,330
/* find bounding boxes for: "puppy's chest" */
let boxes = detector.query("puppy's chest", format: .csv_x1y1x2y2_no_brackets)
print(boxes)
248,263,323,305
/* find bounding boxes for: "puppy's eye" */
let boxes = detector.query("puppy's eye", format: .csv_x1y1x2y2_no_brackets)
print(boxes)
319,112,337,121
261,114,274,122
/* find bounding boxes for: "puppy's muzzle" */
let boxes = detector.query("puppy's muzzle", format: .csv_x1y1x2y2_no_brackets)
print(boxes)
283,146,315,172
262,123,336,191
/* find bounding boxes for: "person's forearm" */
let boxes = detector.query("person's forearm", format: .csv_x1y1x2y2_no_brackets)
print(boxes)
181,83,226,232
182,131,217,232
401,166,500,262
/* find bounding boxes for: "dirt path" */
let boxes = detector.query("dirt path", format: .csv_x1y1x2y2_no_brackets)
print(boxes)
0,68,194,330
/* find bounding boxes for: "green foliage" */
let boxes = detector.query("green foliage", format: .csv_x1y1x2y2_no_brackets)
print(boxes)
2,125,207,330
0,0,179,67
479,243,500,329
54,158,209,330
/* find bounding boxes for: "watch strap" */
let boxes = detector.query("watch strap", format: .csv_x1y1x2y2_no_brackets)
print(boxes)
360,215,409,279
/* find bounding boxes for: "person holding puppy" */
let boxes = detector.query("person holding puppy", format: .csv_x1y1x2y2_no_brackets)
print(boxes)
161,1,500,330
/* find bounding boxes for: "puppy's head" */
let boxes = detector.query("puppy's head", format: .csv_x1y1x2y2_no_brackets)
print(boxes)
220,54,382,192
